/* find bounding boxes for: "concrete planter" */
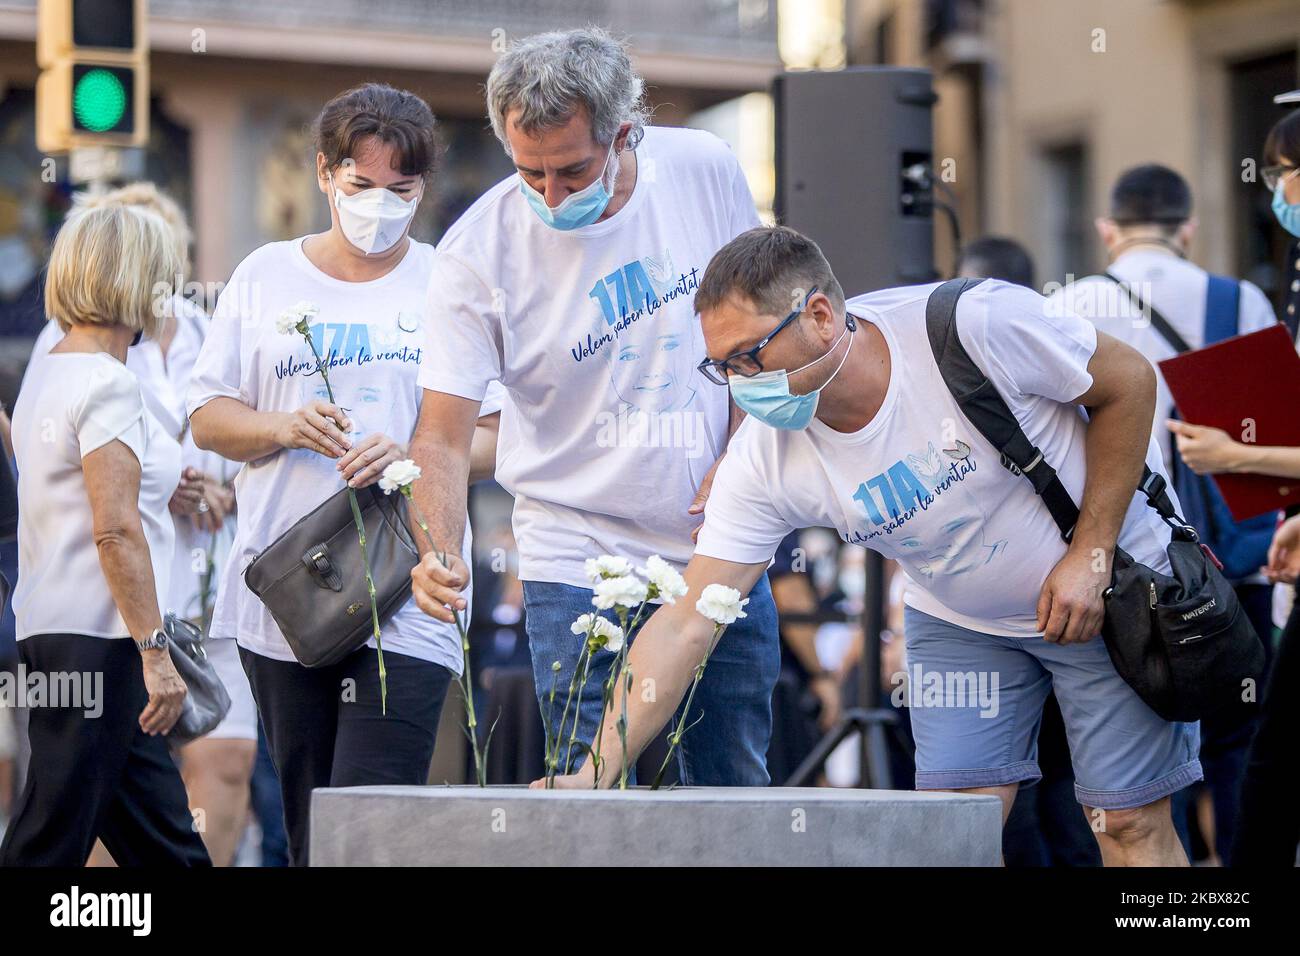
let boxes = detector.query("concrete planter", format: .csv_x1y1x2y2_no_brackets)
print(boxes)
310,785,1002,866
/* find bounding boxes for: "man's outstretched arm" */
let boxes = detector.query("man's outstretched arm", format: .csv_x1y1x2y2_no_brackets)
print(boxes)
535,553,768,789
408,389,481,623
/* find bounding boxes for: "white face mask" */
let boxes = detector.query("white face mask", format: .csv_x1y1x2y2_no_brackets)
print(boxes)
328,171,422,254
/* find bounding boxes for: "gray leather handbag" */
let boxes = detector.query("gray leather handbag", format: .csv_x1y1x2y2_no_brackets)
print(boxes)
165,612,232,747
242,483,420,668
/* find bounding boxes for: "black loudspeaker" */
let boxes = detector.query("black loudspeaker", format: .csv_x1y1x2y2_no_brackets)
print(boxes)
774,67,937,295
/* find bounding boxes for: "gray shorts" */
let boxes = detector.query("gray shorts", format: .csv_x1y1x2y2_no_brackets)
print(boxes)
902,606,1202,810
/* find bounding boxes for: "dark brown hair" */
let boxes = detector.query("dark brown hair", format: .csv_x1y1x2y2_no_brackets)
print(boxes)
1109,163,1192,225
695,225,845,318
1265,109,1300,167
313,83,437,180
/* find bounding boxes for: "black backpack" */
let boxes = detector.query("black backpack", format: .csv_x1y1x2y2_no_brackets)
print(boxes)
925,278,1264,722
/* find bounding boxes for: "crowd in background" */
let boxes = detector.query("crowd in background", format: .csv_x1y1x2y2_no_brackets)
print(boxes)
0,27,1297,868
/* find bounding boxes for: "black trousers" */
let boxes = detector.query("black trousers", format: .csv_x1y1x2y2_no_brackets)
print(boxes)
1188,582,1271,864
1232,587,1300,866
0,634,211,867
240,645,452,867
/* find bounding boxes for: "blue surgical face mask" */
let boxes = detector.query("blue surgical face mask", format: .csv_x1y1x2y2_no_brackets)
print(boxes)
729,323,854,430
519,143,617,230
1273,175,1300,238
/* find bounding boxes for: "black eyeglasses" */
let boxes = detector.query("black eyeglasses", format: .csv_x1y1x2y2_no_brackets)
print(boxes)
1263,164,1299,192
697,287,818,386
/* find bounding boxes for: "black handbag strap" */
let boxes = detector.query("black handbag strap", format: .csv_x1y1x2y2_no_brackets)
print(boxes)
1100,272,1192,354
924,277,1188,541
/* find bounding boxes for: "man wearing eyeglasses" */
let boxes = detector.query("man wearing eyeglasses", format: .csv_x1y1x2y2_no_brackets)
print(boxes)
407,28,781,785
537,224,1200,867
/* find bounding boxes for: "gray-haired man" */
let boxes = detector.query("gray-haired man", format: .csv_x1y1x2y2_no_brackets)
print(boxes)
408,28,780,784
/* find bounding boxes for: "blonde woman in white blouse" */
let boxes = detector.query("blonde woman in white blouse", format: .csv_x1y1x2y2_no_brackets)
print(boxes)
0,203,210,867
23,183,257,868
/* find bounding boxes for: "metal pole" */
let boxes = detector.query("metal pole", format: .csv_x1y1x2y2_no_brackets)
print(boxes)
858,551,886,787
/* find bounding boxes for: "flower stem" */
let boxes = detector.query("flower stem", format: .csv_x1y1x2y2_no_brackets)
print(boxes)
542,663,561,790
548,641,589,786
346,486,386,714
563,645,595,775
651,624,723,789
590,654,619,788
404,490,487,785
608,599,651,790
303,326,387,714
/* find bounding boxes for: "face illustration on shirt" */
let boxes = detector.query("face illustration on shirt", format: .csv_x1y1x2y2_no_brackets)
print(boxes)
896,513,1008,579
608,319,698,414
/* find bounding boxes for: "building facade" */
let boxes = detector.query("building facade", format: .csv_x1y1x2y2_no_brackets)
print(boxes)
0,0,779,356
847,0,1300,306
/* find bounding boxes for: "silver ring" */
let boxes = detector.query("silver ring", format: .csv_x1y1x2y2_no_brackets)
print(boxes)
197,499,210,514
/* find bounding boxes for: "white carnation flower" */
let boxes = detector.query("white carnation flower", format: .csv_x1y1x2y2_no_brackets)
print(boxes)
598,619,625,653
569,613,626,653
592,573,648,611
584,554,632,583
276,300,319,335
378,458,422,495
696,583,749,626
639,554,688,605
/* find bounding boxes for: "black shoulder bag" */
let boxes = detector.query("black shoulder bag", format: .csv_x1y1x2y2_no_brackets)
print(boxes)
925,277,1263,722
243,484,420,668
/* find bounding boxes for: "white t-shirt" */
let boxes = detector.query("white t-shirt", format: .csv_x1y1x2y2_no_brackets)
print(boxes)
156,298,242,625
12,352,181,639
695,280,1175,638
27,298,236,624
27,301,193,439
417,125,762,588
1047,249,1278,470
187,237,505,671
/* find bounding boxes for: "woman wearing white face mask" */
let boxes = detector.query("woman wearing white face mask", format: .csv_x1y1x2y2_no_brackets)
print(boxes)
186,84,504,866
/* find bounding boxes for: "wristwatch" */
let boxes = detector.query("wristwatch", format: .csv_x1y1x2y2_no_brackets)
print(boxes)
136,627,168,652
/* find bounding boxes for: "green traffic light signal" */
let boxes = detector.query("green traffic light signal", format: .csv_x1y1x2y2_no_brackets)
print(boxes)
71,64,131,134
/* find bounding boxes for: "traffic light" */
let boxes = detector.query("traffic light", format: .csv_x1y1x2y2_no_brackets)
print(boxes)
36,0,149,152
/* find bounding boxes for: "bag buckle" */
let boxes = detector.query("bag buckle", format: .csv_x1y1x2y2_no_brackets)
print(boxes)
1140,471,1167,500
303,544,343,592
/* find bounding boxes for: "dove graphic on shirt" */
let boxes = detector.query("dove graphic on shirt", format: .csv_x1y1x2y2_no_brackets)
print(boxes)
643,249,676,300
370,314,404,351
906,442,948,493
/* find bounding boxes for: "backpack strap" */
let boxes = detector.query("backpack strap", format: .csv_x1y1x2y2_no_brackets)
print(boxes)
925,278,1079,542
924,278,1189,542
1203,274,1241,345
1101,272,1193,354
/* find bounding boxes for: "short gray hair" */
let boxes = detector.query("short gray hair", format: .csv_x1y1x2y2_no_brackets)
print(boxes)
486,27,649,153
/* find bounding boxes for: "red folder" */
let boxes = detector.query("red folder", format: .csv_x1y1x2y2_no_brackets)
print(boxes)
1158,323,1300,521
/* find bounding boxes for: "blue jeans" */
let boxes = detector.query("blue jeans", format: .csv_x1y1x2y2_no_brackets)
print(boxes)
523,573,780,786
